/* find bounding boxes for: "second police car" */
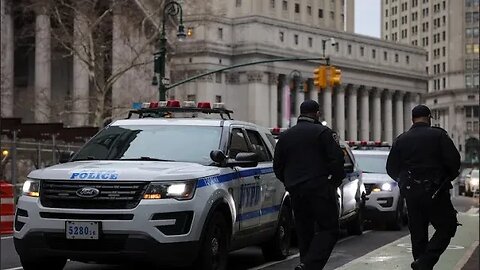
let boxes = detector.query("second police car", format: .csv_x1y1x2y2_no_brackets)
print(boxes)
350,141,408,230
14,101,292,270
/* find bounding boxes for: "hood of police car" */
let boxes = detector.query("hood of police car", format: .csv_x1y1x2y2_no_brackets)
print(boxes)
361,172,396,184
28,160,221,181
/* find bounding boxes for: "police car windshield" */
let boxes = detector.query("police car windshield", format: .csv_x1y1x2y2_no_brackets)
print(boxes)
354,153,388,174
73,125,222,165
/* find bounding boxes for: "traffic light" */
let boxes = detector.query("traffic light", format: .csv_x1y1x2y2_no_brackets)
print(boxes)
313,66,327,90
328,66,342,87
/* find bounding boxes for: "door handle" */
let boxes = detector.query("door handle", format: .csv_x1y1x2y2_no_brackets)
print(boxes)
254,175,261,180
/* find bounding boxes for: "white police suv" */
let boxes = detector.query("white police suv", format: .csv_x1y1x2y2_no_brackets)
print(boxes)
14,101,292,270
351,142,408,230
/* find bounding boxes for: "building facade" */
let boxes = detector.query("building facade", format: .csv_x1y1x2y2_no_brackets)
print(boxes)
382,0,479,162
169,0,427,143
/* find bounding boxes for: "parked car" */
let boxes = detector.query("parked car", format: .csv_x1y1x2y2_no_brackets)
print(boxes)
458,168,473,195
465,169,479,197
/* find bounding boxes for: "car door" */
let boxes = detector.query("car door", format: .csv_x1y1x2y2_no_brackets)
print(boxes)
341,147,360,216
245,129,279,228
228,127,261,231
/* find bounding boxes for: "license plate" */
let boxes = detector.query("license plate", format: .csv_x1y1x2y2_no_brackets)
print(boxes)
66,221,100,240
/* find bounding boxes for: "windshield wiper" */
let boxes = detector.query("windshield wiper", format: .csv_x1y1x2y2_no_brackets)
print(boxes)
119,156,175,162
71,156,96,161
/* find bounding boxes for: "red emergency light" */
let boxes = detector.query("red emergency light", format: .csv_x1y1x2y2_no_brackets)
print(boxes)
197,102,212,109
167,100,181,108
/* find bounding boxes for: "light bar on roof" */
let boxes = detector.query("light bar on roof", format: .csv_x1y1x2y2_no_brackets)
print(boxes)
213,103,225,109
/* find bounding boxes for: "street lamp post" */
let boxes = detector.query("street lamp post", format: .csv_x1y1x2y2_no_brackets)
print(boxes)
321,37,337,60
153,1,186,101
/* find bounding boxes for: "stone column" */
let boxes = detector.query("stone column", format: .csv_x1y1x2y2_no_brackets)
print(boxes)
281,78,290,128
360,86,370,140
383,90,393,143
403,94,412,131
347,86,358,141
372,89,382,141
34,3,52,123
394,91,405,137
335,85,346,140
1,0,14,117
72,8,90,126
323,87,332,127
268,73,278,128
309,80,318,101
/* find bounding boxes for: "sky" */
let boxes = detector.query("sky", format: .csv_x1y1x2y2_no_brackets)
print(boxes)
354,0,381,38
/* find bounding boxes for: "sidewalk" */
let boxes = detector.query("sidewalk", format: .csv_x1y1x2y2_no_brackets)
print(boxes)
335,211,479,270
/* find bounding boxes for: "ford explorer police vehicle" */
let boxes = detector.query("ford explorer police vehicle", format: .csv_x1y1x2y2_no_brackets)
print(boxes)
14,101,292,270
351,141,408,230
270,128,367,235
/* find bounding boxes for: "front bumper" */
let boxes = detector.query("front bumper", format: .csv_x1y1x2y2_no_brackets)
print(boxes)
14,232,199,266
364,189,401,221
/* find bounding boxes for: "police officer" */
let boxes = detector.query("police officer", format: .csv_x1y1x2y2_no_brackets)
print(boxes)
386,105,461,270
273,100,345,270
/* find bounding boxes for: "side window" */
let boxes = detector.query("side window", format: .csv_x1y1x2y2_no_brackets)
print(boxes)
228,128,250,159
265,133,276,148
342,148,353,166
246,130,271,162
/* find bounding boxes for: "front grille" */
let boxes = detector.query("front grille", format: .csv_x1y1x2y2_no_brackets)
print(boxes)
40,180,148,209
364,183,376,195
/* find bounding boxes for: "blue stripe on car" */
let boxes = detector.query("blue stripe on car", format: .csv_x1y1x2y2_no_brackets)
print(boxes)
235,205,281,222
196,167,274,188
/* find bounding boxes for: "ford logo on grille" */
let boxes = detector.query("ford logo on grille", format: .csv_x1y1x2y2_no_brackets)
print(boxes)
76,187,100,198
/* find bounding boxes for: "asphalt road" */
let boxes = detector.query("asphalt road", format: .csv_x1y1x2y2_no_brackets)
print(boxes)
1,195,478,270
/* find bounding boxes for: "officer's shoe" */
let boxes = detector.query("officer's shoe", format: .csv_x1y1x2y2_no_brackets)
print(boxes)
411,259,432,270
294,263,306,270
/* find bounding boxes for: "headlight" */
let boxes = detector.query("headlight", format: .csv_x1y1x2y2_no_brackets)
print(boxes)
143,180,196,200
470,178,479,186
381,183,393,192
22,179,40,197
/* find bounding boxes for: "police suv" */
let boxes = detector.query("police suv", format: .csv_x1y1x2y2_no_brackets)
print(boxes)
14,101,292,270
351,141,408,230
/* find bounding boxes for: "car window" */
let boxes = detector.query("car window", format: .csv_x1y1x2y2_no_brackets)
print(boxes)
228,128,250,159
354,153,388,174
266,133,276,148
246,130,271,162
342,148,353,166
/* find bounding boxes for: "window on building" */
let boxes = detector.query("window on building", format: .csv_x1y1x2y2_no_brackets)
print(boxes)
443,1,446,9
386,9,389,17
335,43,339,52
215,95,222,103
372,49,376,59
236,0,242,7
282,0,288,10
442,46,446,56
395,53,399,62
295,3,300,13
466,75,472,87
318,9,324,18
271,0,275,8
294,34,299,45
384,51,388,60
474,59,480,70
466,59,472,70
386,22,389,30
217,28,223,39
308,37,313,47
475,74,480,87
442,31,446,41
442,62,446,72
348,44,352,54
442,77,446,88
215,72,222,83
406,55,410,64
307,5,312,15
330,11,335,19
466,44,473,54
279,31,284,42
360,46,364,56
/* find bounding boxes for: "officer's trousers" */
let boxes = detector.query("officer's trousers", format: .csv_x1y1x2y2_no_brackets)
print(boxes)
404,187,458,269
290,182,339,270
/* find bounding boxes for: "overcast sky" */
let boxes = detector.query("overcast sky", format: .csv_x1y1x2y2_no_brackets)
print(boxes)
354,0,381,38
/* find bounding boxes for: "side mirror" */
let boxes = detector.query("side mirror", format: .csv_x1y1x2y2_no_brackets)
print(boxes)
210,150,227,164
59,151,74,164
344,163,354,173
227,152,258,168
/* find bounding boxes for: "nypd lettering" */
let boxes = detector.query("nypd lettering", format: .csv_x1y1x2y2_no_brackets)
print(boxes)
70,171,119,180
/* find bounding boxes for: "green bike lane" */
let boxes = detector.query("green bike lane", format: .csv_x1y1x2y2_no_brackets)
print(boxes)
335,211,479,270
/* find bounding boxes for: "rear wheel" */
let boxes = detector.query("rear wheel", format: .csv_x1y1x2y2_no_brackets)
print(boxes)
347,208,364,235
261,205,292,261
20,255,66,270
196,212,229,270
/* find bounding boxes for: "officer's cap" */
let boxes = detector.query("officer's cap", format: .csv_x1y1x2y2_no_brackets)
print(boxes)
300,100,320,114
412,104,432,118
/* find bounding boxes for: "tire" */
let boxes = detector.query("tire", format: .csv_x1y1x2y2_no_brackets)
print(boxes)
196,212,229,270
261,205,292,261
346,208,364,235
387,202,404,231
20,256,66,270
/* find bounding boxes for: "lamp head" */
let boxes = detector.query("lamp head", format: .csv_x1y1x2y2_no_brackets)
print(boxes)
177,24,187,41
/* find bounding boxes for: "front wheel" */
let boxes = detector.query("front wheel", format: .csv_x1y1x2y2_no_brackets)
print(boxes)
196,212,229,270
261,205,292,261
20,255,66,270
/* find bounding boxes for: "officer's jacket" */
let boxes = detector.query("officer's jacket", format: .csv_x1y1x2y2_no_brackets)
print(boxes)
386,122,461,184
273,117,345,190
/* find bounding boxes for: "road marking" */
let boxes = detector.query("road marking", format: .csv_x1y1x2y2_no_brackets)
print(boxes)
465,206,479,215
1,236,13,240
248,230,372,270
3,267,23,270
454,240,479,270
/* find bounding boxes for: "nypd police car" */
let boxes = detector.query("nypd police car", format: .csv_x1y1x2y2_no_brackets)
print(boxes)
351,141,408,230
14,101,292,270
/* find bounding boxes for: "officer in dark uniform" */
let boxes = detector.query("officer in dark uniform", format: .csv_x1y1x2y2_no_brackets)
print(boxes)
386,105,461,270
273,100,345,270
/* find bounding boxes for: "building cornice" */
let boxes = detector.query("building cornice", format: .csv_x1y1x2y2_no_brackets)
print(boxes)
423,88,480,98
